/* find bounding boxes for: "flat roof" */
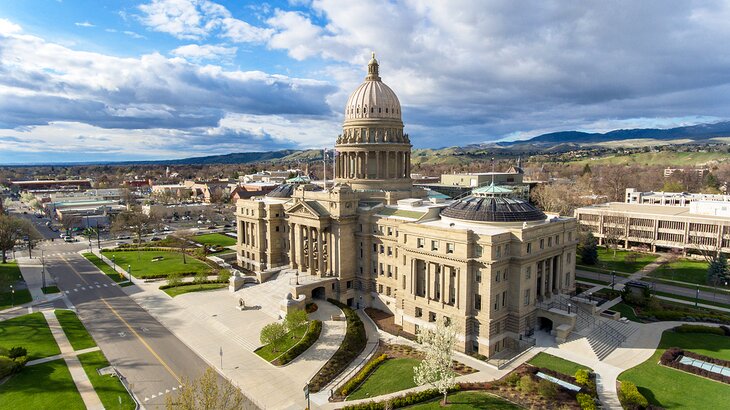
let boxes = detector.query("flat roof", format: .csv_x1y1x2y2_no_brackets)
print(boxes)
575,202,730,222
11,179,91,185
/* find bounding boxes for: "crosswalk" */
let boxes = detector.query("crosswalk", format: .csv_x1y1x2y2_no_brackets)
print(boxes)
64,281,120,294
38,251,79,258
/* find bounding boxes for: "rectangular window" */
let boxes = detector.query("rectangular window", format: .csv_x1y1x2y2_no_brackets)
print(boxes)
378,284,383,293
373,243,377,252
415,307,423,317
505,243,510,255
503,270,507,281
387,227,393,236
387,246,392,256
446,243,454,254
379,263,384,276
502,291,506,307
387,265,392,277
526,243,532,254
526,266,531,279
431,240,439,251
476,270,482,283
495,246,501,258
496,270,501,282
386,286,391,296
493,299,499,311
475,245,483,257
474,294,482,310
380,245,385,254
347,280,353,289
417,238,424,248
524,289,531,306
275,226,279,232
429,312,437,322
540,239,544,249
568,231,573,241
548,237,552,247
555,235,559,245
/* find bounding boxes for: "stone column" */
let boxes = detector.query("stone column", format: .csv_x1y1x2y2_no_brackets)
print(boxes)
289,223,296,268
440,264,446,304
540,260,546,298
409,258,415,296
426,262,432,299
308,227,315,274
317,228,324,277
456,267,461,308
298,225,305,272
385,151,390,179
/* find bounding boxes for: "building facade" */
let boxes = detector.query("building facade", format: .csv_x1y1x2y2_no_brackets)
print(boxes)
236,55,578,356
625,188,730,206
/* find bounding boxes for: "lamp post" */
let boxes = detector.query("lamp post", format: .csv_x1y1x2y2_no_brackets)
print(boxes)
567,303,572,314
127,265,131,281
295,271,299,285
611,270,616,291
10,285,14,307
41,250,46,291
695,286,700,308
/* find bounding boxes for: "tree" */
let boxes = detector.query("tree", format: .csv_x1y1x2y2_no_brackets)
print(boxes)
661,180,684,192
111,207,161,260
0,215,39,263
579,231,599,265
218,270,231,283
283,309,308,332
708,254,729,287
165,367,251,410
167,272,182,287
173,231,195,264
581,163,592,176
194,271,208,286
413,317,457,405
259,323,287,352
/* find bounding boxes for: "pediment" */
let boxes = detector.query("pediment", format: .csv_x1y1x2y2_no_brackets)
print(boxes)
286,200,323,219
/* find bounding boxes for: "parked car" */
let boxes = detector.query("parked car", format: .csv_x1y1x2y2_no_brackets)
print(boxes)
207,226,216,230
116,235,131,240
63,236,75,243
150,237,162,241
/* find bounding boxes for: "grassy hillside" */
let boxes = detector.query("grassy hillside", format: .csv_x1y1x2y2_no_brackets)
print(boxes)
568,151,729,166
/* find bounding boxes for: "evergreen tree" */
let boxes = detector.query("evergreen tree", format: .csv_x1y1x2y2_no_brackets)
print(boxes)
579,231,599,265
708,254,728,286
581,163,592,176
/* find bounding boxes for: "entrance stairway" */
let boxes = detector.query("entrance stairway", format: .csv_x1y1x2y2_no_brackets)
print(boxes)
234,269,296,318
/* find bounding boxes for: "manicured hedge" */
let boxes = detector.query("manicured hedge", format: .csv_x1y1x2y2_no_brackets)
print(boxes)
159,278,228,289
660,347,730,384
337,354,388,397
274,320,322,366
341,385,462,410
617,381,649,410
0,353,27,379
673,324,725,335
309,299,367,393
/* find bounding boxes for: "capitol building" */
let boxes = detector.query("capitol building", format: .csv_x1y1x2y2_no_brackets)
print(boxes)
236,54,578,357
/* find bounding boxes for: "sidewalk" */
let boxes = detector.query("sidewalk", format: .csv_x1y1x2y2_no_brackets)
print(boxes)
42,310,104,410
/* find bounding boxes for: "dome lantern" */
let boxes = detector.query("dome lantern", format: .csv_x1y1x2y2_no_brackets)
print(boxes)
365,52,380,81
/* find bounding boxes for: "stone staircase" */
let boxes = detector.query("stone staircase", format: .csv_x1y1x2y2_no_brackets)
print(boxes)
234,270,296,318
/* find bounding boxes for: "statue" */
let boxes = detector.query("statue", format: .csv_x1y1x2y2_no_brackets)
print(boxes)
238,298,245,308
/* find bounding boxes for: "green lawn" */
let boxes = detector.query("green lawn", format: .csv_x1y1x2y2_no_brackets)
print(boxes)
42,285,60,294
347,358,420,401
612,302,640,322
527,352,591,376
0,312,60,359
408,391,521,409
163,283,227,297
0,359,85,410
99,250,212,278
0,261,33,309
619,329,730,408
55,310,96,351
193,233,236,247
255,324,308,362
577,247,658,274
78,351,136,410
576,277,610,286
649,259,714,286
82,252,127,283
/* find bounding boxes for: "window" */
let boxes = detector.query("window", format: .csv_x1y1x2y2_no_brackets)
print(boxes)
476,270,482,283
555,235,559,245
540,239,544,249
373,243,377,252
379,263,384,276
493,299,499,311
429,311,436,322
524,289,531,306
565,273,570,286
547,237,552,247
417,238,424,248
446,243,454,254
387,227,393,236
387,246,392,256
387,265,392,277
474,294,482,310
502,291,506,307
568,231,573,241
475,245,483,257
505,243,510,255
526,266,531,279
503,270,507,281
526,243,532,254
379,245,384,254
495,270,501,282
347,280,353,289
378,284,383,293
431,240,439,251
415,307,423,317
495,246,501,258
386,287,392,296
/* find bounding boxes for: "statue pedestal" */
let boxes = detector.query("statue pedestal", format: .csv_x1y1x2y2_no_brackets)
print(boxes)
229,275,245,292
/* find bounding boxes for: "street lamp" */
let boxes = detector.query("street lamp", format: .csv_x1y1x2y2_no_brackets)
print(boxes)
567,303,572,314
10,285,14,307
41,249,46,290
611,270,616,291
695,286,700,308
128,265,131,280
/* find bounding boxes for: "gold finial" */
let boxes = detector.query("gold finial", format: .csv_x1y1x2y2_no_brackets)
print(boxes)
366,51,380,81
371,51,375,59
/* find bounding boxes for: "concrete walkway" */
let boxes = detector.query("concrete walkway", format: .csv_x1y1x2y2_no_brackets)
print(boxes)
42,310,104,410
26,345,101,366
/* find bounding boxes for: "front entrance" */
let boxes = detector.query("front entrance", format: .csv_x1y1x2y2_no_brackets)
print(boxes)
538,316,554,332
311,286,326,299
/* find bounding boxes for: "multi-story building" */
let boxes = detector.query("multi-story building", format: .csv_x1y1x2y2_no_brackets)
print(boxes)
625,188,730,206
236,55,578,357
574,202,730,254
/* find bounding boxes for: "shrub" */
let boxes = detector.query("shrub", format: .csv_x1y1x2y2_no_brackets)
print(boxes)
674,324,725,335
166,272,182,287
340,386,462,410
260,322,287,353
574,368,591,386
217,270,231,283
618,381,649,410
337,354,388,397
284,309,309,332
576,392,597,410
504,372,521,387
517,374,537,394
8,346,27,359
275,320,322,366
309,299,366,392
720,325,730,336
194,271,208,285
537,378,559,399
159,278,228,289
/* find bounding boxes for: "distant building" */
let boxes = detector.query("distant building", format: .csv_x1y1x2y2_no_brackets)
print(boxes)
415,168,529,199
229,183,277,201
625,188,730,206
9,179,92,193
242,170,300,184
122,179,152,188
663,167,709,179
574,202,730,254
142,203,211,218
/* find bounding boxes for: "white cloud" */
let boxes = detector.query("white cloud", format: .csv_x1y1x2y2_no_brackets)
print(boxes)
74,21,95,27
0,18,22,35
123,30,146,39
171,43,237,61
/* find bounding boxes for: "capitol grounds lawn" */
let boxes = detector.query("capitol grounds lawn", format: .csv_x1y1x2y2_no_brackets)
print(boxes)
41,285,60,294
408,391,521,410
255,324,308,362
78,350,136,410
82,252,130,284
0,359,85,410
55,309,97,351
99,249,212,278
527,352,591,376
577,247,658,274
163,282,227,297
193,233,236,247
612,302,641,322
648,259,714,286
346,358,420,401
0,312,60,360
0,261,33,310
618,327,730,409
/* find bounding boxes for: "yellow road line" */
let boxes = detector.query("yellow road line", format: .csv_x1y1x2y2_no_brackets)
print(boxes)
100,298,182,384
59,255,182,384
60,256,91,285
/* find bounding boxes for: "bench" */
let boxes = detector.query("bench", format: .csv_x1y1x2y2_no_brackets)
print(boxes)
151,256,164,262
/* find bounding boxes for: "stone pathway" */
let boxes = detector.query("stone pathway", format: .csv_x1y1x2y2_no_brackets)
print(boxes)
42,310,104,410
26,345,101,366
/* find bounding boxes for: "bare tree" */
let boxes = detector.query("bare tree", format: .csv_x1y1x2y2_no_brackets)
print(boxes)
0,215,40,263
111,207,161,260
165,367,253,410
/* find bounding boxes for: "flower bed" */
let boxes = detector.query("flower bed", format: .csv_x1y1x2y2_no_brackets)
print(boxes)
661,347,730,384
308,299,367,392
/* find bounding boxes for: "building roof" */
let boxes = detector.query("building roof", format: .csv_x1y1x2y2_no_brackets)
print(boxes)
472,183,513,196
575,202,730,222
441,196,546,223
344,53,402,122
266,184,297,198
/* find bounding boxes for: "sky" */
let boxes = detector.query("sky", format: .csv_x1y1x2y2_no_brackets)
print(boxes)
1,0,730,164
